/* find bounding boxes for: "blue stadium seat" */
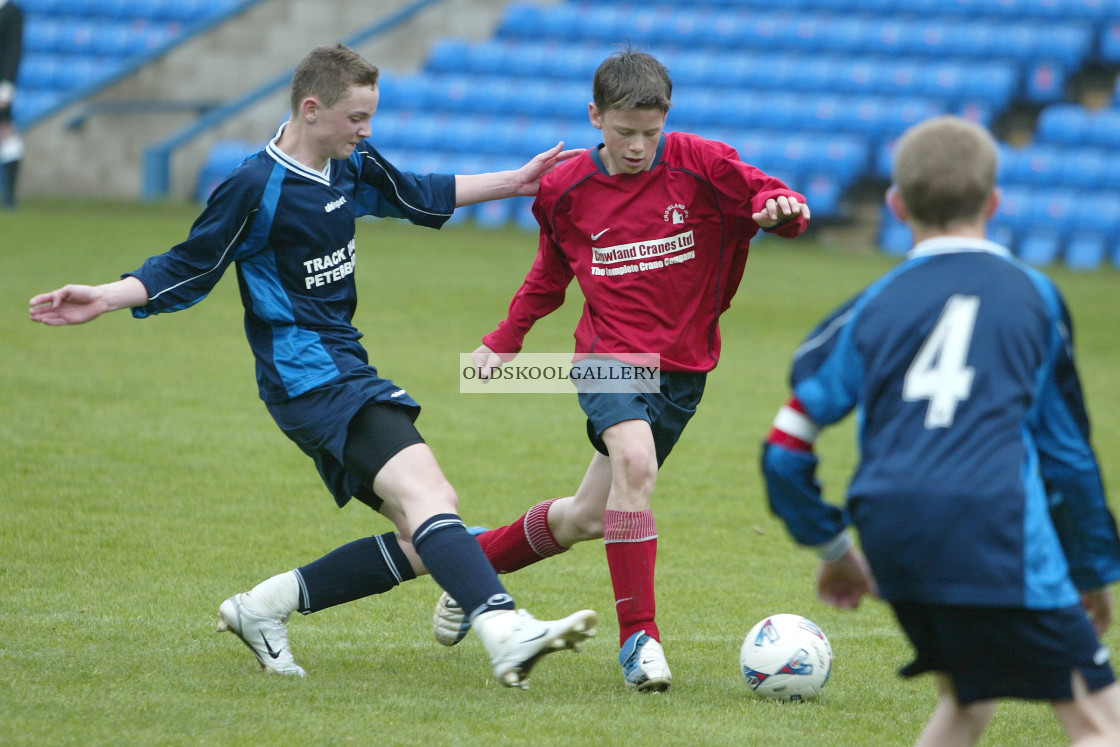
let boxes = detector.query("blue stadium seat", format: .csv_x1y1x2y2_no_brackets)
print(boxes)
1065,234,1108,270
798,172,845,219
375,73,428,112
945,22,994,57
954,63,1017,110
821,136,871,183
12,89,61,121
196,139,258,202
986,220,1015,250
19,55,64,90
875,96,948,140
1033,22,1095,69
369,111,411,151
705,10,767,49
878,206,912,255
877,60,924,97
818,17,873,53
469,77,522,116
1101,21,1120,64
874,138,898,179
864,19,913,57
1086,109,1120,149
1016,230,1063,266
512,195,538,231
423,74,480,114
834,58,888,96
1057,147,1109,189
474,196,514,227
1099,151,1120,192
800,94,848,133
425,38,470,74
991,185,1032,240
956,100,996,128
1024,61,1068,104
1035,104,1090,145
498,2,546,39
23,19,63,54
1000,145,1063,188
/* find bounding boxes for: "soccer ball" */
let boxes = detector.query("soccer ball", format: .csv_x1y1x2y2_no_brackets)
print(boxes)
740,613,833,702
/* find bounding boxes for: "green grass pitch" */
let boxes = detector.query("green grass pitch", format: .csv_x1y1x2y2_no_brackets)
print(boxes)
2,200,1118,745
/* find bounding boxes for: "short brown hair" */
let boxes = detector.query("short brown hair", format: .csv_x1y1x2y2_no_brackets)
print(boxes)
892,115,998,229
592,47,672,115
290,43,379,112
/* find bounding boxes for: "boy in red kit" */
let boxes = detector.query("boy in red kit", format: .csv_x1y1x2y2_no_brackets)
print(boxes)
433,48,810,691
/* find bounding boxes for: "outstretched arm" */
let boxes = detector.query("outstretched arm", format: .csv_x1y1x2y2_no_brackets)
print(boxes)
29,277,149,326
454,142,585,206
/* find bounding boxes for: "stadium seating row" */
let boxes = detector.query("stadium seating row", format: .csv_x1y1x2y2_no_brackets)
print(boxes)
587,0,1120,21
425,41,1023,110
881,189,1120,270
495,3,1097,70
18,0,234,23
13,0,246,123
24,18,180,57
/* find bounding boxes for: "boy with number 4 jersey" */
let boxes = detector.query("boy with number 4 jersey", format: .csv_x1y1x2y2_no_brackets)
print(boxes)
763,115,1120,745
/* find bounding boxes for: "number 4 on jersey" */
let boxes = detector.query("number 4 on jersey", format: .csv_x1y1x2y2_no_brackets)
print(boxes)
903,295,979,429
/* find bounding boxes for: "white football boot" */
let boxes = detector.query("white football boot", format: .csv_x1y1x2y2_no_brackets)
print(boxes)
474,608,598,689
217,591,306,677
619,630,671,692
433,592,471,646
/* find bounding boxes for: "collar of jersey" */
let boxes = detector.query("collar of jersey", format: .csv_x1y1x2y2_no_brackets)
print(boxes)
591,133,666,177
265,122,333,186
908,235,1011,260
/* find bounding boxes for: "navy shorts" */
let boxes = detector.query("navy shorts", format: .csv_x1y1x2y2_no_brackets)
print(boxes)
891,601,1115,704
266,366,423,509
577,369,706,467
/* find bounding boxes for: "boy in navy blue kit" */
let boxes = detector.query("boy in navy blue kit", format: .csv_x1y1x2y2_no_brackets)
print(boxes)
763,115,1120,745
29,43,596,688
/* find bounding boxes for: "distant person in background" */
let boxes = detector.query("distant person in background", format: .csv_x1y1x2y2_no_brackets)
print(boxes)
0,0,22,210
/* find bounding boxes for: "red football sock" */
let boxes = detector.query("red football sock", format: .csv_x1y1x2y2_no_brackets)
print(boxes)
604,508,659,645
478,498,566,573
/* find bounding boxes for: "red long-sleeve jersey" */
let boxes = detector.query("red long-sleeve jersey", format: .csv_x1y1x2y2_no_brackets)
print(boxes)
483,131,809,372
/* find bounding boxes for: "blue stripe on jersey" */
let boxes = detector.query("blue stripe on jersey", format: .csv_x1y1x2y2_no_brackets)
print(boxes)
1019,425,1078,608
238,162,339,399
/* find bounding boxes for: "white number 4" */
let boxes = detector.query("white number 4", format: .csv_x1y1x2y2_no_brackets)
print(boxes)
903,295,979,429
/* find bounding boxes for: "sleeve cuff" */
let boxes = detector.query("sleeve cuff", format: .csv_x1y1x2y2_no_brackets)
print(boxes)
815,529,853,562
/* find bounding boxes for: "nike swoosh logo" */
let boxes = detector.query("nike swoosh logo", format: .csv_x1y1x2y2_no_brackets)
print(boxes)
390,389,407,398
516,630,548,644
591,229,610,240
261,633,282,659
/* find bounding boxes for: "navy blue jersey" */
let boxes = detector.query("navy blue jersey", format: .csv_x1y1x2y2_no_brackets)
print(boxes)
763,237,1120,609
126,127,454,402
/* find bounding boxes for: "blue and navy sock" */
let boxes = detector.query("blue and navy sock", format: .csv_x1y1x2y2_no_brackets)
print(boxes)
295,532,416,614
413,514,515,621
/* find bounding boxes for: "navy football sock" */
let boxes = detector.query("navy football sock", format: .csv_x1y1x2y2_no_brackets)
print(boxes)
413,514,515,620
295,532,416,614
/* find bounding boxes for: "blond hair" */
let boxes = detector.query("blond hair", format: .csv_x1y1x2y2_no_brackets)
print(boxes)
892,115,998,229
